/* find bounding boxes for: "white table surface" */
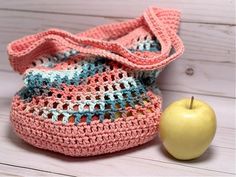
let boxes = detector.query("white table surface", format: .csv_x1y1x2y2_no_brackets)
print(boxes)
0,71,235,177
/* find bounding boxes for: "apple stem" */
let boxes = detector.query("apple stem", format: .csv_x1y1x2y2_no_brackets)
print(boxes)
189,96,194,109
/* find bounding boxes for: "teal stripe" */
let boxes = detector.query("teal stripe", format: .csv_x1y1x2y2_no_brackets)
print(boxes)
44,78,148,124
23,58,108,89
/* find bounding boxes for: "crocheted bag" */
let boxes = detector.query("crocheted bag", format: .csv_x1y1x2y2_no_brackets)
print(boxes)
8,6,184,156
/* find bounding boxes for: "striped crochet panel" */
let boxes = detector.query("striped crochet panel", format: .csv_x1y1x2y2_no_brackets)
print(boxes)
15,39,161,125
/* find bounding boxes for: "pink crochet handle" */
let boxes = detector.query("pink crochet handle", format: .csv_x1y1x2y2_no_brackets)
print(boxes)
7,6,184,74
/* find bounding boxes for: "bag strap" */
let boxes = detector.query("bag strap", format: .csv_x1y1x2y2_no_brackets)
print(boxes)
143,7,184,67
7,6,184,74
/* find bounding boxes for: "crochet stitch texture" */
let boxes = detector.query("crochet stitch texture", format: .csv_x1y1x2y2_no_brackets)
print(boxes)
8,6,184,156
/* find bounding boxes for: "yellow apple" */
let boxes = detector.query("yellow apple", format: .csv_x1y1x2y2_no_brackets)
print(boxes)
159,97,217,160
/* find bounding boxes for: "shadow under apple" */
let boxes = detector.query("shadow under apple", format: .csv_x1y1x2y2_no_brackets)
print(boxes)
159,141,216,163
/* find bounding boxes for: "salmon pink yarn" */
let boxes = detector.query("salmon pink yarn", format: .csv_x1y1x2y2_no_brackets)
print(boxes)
8,6,184,156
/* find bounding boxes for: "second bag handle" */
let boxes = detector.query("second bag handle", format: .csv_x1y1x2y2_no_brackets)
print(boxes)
7,6,184,74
